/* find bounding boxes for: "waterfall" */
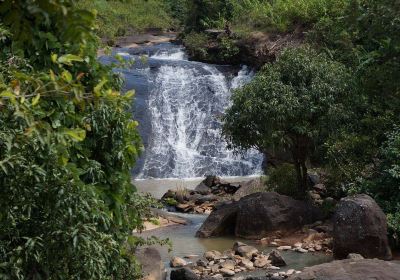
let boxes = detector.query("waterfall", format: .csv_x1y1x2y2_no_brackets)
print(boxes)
110,43,263,179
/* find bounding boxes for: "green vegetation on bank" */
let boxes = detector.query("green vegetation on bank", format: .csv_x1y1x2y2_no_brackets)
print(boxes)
218,0,400,247
0,0,158,278
77,0,176,38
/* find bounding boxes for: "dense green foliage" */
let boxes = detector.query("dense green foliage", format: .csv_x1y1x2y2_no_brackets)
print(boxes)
77,0,176,38
267,163,299,198
0,0,155,278
183,32,239,63
222,0,400,246
223,47,351,193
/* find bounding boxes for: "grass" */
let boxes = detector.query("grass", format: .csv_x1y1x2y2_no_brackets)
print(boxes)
231,0,349,34
77,0,176,38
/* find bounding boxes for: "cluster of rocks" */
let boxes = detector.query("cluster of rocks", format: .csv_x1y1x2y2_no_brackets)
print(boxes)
257,220,334,254
161,176,258,214
170,242,302,280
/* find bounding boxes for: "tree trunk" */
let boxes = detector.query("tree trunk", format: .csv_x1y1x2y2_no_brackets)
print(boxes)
290,135,310,196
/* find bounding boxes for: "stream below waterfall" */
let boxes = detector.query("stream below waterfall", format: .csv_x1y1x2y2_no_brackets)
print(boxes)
100,42,333,276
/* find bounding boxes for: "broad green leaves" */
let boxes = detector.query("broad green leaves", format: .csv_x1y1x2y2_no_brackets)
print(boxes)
0,1,148,278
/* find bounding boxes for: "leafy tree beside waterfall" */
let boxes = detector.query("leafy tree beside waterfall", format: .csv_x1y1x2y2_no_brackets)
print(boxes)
0,0,155,278
223,47,352,195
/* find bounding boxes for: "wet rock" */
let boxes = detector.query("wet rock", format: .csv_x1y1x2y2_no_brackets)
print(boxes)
196,202,238,237
203,175,221,187
210,264,220,273
220,268,235,276
286,269,295,276
204,250,222,261
211,274,223,280
268,250,286,267
254,256,270,268
287,259,400,280
170,268,199,280
277,246,291,251
196,258,208,267
333,194,392,260
346,253,364,260
195,182,211,195
240,259,254,270
221,260,235,270
294,248,308,253
195,194,218,204
235,244,258,259
235,192,324,239
176,203,193,212
171,256,187,268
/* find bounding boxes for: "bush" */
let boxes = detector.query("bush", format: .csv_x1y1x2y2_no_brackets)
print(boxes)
0,1,155,278
183,32,210,60
267,163,300,198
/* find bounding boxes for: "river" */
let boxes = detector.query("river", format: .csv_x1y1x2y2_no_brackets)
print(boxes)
100,42,333,274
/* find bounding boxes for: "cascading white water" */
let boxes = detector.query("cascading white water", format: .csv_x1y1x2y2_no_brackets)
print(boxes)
110,44,263,178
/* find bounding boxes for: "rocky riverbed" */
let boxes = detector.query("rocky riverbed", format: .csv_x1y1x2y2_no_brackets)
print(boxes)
135,175,398,280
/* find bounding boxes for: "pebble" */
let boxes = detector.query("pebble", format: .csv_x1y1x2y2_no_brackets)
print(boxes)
286,269,295,275
296,248,308,253
277,246,292,251
220,268,235,276
270,266,281,270
170,256,187,267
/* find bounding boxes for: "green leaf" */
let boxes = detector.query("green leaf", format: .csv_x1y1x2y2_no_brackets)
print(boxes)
63,128,86,142
32,94,40,106
58,54,84,66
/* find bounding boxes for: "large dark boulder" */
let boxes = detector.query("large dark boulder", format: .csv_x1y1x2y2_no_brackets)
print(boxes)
235,192,324,239
196,192,324,239
170,268,199,280
332,194,392,260
287,259,400,280
195,202,238,237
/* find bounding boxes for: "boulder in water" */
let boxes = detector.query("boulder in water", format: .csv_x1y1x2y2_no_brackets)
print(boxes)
194,182,211,195
170,268,199,280
267,250,286,267
332,194,392,260
196,202,238,237
170,256,187,268
197,192,324,239
235,192,324,239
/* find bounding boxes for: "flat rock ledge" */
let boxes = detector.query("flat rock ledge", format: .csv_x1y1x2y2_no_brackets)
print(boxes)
287,258,400,280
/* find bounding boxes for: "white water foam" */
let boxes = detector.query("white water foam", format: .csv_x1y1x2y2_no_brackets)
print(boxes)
150,48,187,61
139,63,263,178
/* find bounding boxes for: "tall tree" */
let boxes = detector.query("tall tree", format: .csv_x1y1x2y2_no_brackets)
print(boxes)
223,47,352,194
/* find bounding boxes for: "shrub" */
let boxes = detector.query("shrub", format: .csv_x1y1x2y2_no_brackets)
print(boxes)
183,32,210,60
0,1,155,278
267,163,300,198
